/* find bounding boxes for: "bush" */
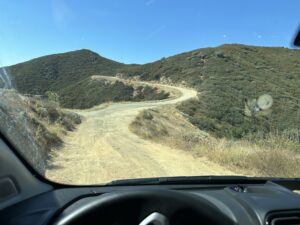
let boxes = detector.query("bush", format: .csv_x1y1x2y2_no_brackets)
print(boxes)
44,102,60,123
142,111,153,120
46,91,59,103
190,117,216,132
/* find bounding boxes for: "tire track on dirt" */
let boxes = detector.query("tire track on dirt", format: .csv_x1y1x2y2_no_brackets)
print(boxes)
46,76,237,184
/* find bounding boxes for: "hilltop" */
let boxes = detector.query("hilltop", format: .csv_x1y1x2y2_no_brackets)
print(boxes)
8,49,124,94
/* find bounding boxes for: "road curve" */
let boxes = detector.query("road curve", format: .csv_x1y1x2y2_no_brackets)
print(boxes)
46,76,236,184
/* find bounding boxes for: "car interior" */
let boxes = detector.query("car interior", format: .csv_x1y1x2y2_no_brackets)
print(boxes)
1,9,300,225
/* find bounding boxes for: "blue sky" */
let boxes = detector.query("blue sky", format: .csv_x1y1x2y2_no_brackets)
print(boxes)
0,0,299,66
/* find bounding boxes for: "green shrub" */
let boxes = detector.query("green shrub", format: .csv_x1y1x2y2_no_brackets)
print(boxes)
45,91,59,103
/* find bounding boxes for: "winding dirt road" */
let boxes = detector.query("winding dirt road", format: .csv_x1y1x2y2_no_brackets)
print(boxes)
46,76,236,184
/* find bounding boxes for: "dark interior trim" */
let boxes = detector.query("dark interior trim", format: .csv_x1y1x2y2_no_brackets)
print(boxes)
293,27,300,47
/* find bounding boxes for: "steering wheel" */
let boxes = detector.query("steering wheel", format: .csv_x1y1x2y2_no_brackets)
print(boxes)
52,189,234,225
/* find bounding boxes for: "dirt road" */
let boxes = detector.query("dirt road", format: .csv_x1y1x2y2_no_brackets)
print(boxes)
46,76,236,184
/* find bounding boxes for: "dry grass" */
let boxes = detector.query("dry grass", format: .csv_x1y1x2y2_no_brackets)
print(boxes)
130,107,300,177
130,106,208,150
0,90,82,174
192,138,300,177
25,97,81,138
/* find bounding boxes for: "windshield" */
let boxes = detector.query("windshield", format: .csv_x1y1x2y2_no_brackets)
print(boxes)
0,0,300,185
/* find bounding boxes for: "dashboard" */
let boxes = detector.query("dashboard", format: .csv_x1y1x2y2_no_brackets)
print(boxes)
1,181,300,225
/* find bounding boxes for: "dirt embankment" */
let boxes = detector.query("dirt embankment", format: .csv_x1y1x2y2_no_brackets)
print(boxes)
0,90,81,174
131,106,300,178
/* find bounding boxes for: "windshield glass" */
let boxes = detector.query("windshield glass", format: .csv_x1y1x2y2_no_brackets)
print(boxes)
0,0,300,185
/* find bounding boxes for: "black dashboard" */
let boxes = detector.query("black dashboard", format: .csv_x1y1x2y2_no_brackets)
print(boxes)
1,181,300,225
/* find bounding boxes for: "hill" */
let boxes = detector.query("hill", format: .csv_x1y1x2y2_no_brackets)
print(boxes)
5,49,169,109
8,49,124,94
120,44,300,139
4,44,300,139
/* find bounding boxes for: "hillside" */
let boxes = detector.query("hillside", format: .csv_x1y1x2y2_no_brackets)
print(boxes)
0,90,81,174
4,44,300,139
8,49,124,95
130,107,300,177
5,49,169,109
120,44,300,139
59,76,170,109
